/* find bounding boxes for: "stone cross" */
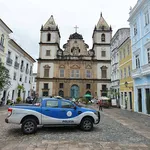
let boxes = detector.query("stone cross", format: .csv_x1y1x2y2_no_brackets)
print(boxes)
74,25,79,33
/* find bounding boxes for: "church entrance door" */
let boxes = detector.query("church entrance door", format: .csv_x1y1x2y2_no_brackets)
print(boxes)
70,85,79,98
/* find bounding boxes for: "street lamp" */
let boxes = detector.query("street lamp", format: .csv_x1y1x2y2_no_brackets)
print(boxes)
124,81,133,91
125,81,128,88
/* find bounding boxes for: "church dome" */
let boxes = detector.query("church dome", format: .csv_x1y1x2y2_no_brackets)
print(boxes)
69,32,83,40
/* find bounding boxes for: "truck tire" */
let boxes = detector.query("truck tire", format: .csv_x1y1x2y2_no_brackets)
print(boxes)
80,117,93,131
21,119,37,134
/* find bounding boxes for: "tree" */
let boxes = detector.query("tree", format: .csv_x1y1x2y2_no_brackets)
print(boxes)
0,62,11,91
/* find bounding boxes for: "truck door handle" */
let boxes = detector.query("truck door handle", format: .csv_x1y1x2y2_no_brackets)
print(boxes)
61,110,66,112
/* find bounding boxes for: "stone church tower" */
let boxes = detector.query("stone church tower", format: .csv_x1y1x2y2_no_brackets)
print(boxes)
37,14,112,98
92,13,112,97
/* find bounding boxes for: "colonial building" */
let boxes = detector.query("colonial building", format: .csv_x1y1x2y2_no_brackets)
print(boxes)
110,28,130,107
37,14,112,98
3,39,35,104
128,0,150,114
30,73,37,97
0,18,36,104
0,19,12,63
119,35,134,111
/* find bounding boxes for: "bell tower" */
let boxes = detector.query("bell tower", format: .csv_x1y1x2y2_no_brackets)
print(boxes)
39,15,61,59
92,12,112,60
92,13,112,98
37,15,61,96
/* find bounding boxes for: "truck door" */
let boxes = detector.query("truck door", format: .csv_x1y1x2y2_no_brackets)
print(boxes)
59,101,78,124
41,99,61,124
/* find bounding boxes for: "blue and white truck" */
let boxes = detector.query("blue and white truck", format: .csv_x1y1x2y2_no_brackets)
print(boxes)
5,97,100,134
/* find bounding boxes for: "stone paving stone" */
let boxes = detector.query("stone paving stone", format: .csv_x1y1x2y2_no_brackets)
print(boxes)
1,141,19,150
34,148,46,150
46,144,58,150
42,140,59,144
26,147,35,150
69,148,90,150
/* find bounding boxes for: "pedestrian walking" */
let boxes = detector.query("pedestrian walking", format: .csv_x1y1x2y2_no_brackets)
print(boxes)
98,99,103,111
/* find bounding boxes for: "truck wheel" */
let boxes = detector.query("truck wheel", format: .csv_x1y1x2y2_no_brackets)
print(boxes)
21,119,37,134
80,117,93,131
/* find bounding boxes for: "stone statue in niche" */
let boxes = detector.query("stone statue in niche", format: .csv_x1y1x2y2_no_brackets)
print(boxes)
71,47,80,55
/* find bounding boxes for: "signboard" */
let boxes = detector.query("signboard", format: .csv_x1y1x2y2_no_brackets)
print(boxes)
111,99,117,106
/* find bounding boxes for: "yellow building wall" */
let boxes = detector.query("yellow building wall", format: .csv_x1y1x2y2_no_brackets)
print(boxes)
119,38,134,110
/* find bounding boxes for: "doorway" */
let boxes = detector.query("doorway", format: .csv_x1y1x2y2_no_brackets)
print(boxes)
129,92,132,110
70,85,79,98
145,88,150,114
12,90,14,101
58,90,64,97
138,89,142,112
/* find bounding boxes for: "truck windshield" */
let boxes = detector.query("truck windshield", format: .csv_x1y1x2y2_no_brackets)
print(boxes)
32,97,42,105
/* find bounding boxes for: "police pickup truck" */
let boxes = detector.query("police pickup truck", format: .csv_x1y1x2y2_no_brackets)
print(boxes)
5,97,100,134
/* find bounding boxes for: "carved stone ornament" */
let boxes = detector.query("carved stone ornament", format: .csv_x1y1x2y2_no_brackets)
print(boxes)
59,65,65,68
101,66,108,69
57,50,63,56
70,64,80,69
43,65,50,68
88,50,94,56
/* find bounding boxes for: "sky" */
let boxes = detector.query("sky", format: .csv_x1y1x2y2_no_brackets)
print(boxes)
0,0,137,73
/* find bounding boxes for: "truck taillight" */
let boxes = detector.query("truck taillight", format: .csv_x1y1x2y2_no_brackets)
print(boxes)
8,108,12,116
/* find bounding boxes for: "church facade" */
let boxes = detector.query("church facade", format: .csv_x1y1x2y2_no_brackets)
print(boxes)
36,14,112,99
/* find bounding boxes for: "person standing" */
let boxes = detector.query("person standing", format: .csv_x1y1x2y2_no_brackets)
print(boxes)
98,99,103,111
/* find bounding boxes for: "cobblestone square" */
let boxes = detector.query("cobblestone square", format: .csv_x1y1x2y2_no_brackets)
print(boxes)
0,105,150,150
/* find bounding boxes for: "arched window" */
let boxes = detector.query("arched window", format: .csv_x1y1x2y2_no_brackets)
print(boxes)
1,34,4,46
101,66,107,79
101,34,105,42
44,65,50,77
47,33,51,41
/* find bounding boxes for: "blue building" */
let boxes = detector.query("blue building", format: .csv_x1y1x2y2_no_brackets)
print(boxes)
128,0,150,114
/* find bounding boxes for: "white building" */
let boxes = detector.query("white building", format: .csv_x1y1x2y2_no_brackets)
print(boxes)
0,18,12,63
3,39,35,104
110,28,130,107
30,73,37,97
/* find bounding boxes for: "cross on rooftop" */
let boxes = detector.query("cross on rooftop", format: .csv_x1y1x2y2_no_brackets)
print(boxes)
74,25,79,33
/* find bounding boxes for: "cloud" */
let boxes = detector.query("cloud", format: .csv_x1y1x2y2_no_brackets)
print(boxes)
0,0,137,73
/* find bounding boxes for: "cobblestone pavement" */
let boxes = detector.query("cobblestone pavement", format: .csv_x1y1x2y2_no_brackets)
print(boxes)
0,105,150,150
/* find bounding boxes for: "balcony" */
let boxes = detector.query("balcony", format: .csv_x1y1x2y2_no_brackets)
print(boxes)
141,64,150,76
0,44,4,51
132,68,142,78
6,57,13,66
26,68,29,74
20,66,25,72
14,61,19,69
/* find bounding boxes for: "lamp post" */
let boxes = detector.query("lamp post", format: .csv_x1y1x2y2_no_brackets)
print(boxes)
124,81,133,91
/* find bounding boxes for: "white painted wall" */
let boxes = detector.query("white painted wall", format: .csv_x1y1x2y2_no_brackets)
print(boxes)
40,45,58,59
97,63,111,79
4,42,34,103
41,32,60,44
94,32,111,43
95,46,111,60
39,62,54,78
97,83,111,98
38,81,53,97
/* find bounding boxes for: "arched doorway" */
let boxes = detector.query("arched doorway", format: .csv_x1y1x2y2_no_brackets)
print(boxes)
70,85,79,98
58,90,64,97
